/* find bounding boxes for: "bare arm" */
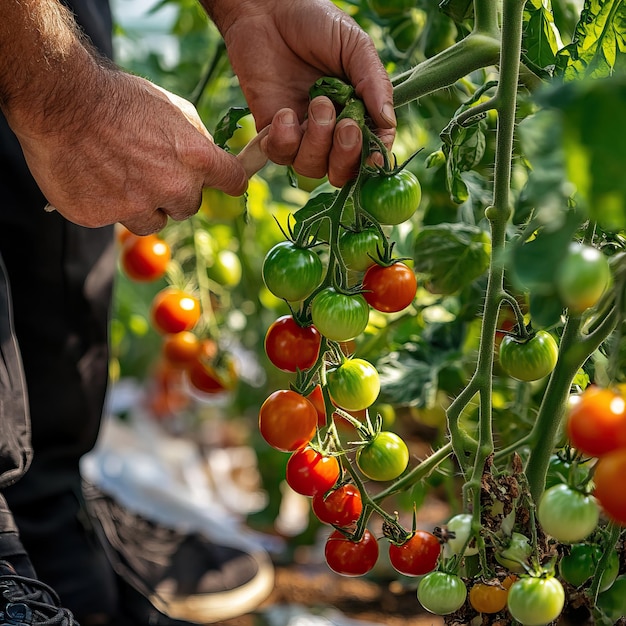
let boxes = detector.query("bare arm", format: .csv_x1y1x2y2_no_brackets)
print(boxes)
0,0,248,234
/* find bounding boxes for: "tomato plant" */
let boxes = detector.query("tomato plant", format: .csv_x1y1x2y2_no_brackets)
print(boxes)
359,169,421,226
506,576,565,626
417,571,467,615
356,431,409,481
120,234,171,282
559,543,619,591
258,390,317,452
388,530,440,577
312,483,363,527
310,288,370,342
326,358,380,412
262,241,324,302
498,330,559,382
362,262,417,313
566,386,626,457
264,316,322,373
151,288,201,335
555,243,611,313
338,227,383,272
537,484,599,544
324,529,379,577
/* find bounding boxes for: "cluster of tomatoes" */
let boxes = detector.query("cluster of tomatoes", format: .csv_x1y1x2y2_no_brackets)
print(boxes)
118,230,237,411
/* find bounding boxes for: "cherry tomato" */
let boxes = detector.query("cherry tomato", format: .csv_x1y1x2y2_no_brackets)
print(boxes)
494,532,532,573
324,529,379,577
566,386,626,457
307,385,328,428
338,227,383,272
537,483,599,543
359,169,421,225
506,575,565,626
262,241,323,302
120,234,170,282
326,358,380,412
285,447,340,497
312,484,363,527
186,352,238,395
417,571,467,615
151,288,201,334
555,243,611,313
443,513,479,558
593,448,626,524
356,431,409,481
559,543,619,591
207,249,242,287
597,575,626,623
362,262,417,313
368,0,414,17
200,187,246,220
258,390,317,452
162,331,201,366
310,288,370,342
469,576,516,614
388,530,441,577
498,330,559,382
264,316,322,373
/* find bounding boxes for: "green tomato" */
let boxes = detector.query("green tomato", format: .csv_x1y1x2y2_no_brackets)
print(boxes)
417,571,467,615
338,227,383,272
507,576,565,626
367,0,414,18
356,431,409,481
327,358,380,412
559,543,619,591
555,243,611,313
537,484,599,544
597,575,626,622
495,532,532,573
206,249,242,287
443,513,478,558
498,330,559,382
262,241,323,302
359,170,421,225
310,288,369,342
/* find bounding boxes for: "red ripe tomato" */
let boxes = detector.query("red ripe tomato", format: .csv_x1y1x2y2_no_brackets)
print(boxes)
162,331,201,366
567,386,626,457
187,356,237,395
258,390,317,452
285,447,340,497
264,316,322,372
151,288,201,334
312,484,363,527
388,530,441,576
324,529,379,576
307,385,328,428
593,448,626,524
362,262,417,313
120,234,171,282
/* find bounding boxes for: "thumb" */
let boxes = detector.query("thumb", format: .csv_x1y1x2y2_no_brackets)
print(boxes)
202,141,249,197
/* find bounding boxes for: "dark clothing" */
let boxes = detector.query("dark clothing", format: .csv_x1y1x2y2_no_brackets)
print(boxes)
0,0,118,617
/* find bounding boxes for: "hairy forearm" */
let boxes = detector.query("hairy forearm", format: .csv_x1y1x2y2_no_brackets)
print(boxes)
0,0,109,134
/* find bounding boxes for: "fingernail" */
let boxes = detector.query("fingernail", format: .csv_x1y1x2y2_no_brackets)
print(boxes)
311,101,334,125
278,109,297,126
381,102,397,127
337,123,361,149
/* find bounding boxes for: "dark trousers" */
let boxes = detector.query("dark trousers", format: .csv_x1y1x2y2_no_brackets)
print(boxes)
0,0,118,616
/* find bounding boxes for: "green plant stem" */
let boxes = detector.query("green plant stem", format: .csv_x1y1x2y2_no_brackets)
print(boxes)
588,522,622,602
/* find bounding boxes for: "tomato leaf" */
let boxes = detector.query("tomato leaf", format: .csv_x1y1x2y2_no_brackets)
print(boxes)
413,223,491,294
555,0,626,79
213,107,251,149
523,0,562,70
292,190,338,241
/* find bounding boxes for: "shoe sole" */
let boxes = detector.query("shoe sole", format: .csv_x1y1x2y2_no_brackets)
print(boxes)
148,551,275,623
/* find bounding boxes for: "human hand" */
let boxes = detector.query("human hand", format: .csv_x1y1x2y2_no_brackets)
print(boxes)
205,0,396,187
14,72,248,235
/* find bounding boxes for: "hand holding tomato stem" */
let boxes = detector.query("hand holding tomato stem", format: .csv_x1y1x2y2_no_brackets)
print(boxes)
203,0,396,187
1,0,248,235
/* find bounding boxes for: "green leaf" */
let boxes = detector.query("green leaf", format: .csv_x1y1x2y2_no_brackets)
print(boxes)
523,0,562,69
292,191,338,241
413,223,491,294
213,107,251,149
555,0,626,79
